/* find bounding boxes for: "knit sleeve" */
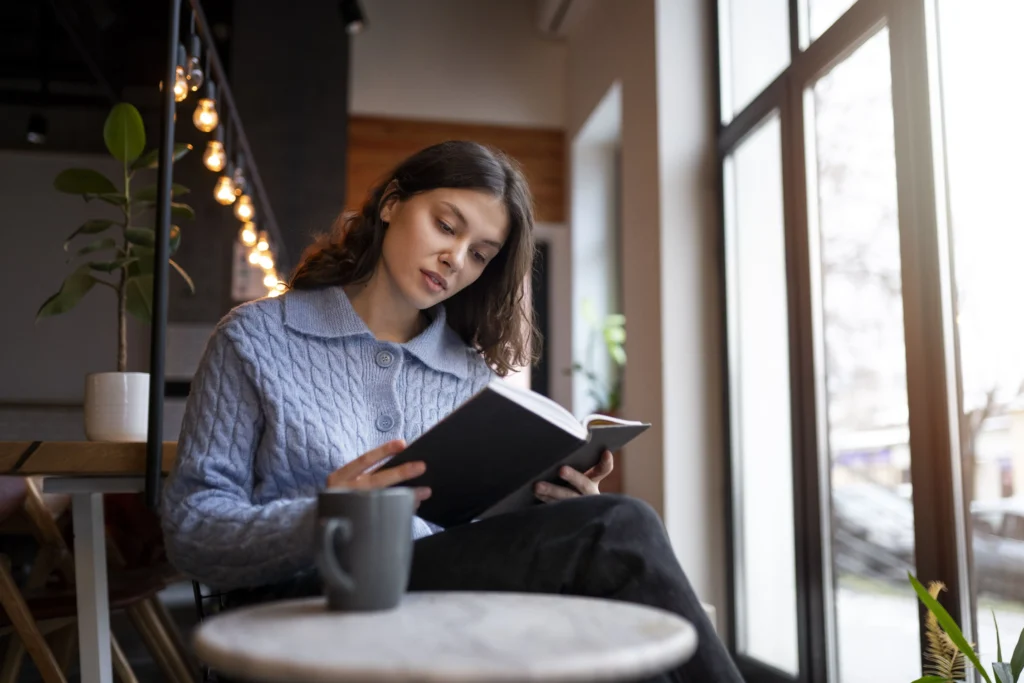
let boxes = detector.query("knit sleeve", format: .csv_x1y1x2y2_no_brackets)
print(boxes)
160,323,317,590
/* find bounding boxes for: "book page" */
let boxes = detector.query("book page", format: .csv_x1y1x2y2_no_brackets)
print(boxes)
582,414,646,429
487,379,586,439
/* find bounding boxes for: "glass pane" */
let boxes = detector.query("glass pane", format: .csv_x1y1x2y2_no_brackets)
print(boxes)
804,0,857,43
718,0,790,121
938,0,1024,667
724,112,799,675
807,28,922,683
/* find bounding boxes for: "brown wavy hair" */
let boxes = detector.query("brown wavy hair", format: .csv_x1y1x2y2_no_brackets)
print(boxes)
289,141,538,377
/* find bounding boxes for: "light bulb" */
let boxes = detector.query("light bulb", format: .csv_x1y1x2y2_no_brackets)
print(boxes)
263,272,278,288
214,175,236,205
248,248,261,265
193,98,218,132
259,253,274,271
239,222,258,247
203,140,225,172
186,36,204,91
274,281,287,292
256,231,270,252
173,65,189,102
234,194,255,221
268,288,282,298
231,166,246,196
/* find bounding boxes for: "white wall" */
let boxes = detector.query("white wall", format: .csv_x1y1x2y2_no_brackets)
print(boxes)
351,0,567,128
565,0,726,622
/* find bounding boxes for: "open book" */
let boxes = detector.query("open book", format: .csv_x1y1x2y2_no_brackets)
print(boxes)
380,378,650,527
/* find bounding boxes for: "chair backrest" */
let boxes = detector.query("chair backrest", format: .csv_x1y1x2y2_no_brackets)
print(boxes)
0,478,28,527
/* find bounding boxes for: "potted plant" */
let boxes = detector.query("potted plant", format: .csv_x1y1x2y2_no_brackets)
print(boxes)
37,102,195,442
909,572,1024,683
567,297,627,415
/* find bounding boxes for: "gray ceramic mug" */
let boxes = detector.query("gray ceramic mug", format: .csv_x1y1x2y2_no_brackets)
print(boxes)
315,487,416,612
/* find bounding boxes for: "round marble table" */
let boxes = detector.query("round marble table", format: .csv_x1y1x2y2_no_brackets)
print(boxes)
193,591,697,682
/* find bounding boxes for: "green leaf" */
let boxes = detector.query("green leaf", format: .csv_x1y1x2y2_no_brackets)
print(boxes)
125,227,155,248
92,193,128,206
126,225,181,254
610,345,627,366
995,663,1013,683
89,257,137,273
912,678,952,683
71,237,117,259
103,103,146,163
170,259,195,293
996,610,1004,663
128,246,154,276
604,314,626,327
35,266,98,320
63,219,116,249
125,275,153,322
170,202,195,222
134,183,189,203
910,574,992,683
130,143,192,171
1011,626,1024,681
604,327,626,344
54,168,117,195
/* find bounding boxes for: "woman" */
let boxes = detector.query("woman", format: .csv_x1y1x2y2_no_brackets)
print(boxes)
161,141,742,682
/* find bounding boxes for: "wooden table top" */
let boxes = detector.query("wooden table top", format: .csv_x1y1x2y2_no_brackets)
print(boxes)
0,441,177,475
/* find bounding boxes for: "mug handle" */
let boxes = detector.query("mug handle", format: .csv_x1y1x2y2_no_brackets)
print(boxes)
320,518,355,593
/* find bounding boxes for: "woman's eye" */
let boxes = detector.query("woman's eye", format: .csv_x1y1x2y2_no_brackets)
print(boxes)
472,251,487,264
438,221,455,235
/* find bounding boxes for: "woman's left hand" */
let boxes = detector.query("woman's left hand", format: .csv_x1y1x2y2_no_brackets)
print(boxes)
534,450,614,503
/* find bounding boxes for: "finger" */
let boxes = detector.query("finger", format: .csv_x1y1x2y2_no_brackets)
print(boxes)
413,487,431,510
340,440,407,478
559,466,599,495
584,451,614,483
535,481,582,502
367,460,426,488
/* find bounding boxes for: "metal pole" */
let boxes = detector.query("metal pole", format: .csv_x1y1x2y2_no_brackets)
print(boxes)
146,0,182,510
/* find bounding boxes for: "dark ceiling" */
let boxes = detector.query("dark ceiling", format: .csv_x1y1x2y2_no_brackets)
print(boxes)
0,0,235,109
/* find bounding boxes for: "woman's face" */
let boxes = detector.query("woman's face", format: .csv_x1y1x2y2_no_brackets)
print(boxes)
379,187,510,310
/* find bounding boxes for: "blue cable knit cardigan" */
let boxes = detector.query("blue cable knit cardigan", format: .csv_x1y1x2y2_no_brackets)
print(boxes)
160,285,494,590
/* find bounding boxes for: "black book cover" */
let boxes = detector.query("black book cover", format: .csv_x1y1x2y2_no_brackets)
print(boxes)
380,385,649,527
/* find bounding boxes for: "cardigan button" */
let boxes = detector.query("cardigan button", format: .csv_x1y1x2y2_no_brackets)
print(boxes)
376,350,394,368
376,414,395,432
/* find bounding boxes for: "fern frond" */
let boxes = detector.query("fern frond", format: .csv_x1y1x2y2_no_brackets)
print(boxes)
923,581,966,682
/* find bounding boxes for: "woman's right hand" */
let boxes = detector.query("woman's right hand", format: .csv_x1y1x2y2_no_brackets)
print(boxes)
325,439,431,507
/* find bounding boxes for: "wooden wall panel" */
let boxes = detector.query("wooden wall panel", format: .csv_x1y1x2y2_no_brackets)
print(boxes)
347,116,565,224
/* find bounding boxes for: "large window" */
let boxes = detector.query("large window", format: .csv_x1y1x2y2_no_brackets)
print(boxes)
717,0,1011,680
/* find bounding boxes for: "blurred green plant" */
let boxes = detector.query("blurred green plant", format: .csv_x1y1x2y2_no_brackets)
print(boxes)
37,102,195,372
909,572,1024,683
566,298,626,414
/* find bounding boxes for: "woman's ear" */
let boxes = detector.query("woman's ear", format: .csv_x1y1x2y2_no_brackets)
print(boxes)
378,180,401,224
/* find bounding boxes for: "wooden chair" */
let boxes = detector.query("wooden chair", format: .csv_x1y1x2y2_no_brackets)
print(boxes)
0,477,199,682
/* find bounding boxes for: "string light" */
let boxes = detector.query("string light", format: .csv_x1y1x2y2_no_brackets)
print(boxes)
256,231,270,252
186,33,204,91
268,288,282,298
263,272,279,288
193,82,219,132
234,194,255,221
239,222,258,247
258,253,274,271
203,137,226,172
214,174,236,204
248,248,262,265
173,44,189,103
274,281,286,292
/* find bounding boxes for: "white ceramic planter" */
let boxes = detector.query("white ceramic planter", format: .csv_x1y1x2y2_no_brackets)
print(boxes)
84,372,150,442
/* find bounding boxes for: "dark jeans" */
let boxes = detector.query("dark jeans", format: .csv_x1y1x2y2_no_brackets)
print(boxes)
222,495,744,683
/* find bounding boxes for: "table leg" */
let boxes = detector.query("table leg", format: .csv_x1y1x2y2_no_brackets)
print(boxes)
72,492,112,683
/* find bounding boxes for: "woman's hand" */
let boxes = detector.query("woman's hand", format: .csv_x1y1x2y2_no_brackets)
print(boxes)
534,450,614,503
325,439,432,507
